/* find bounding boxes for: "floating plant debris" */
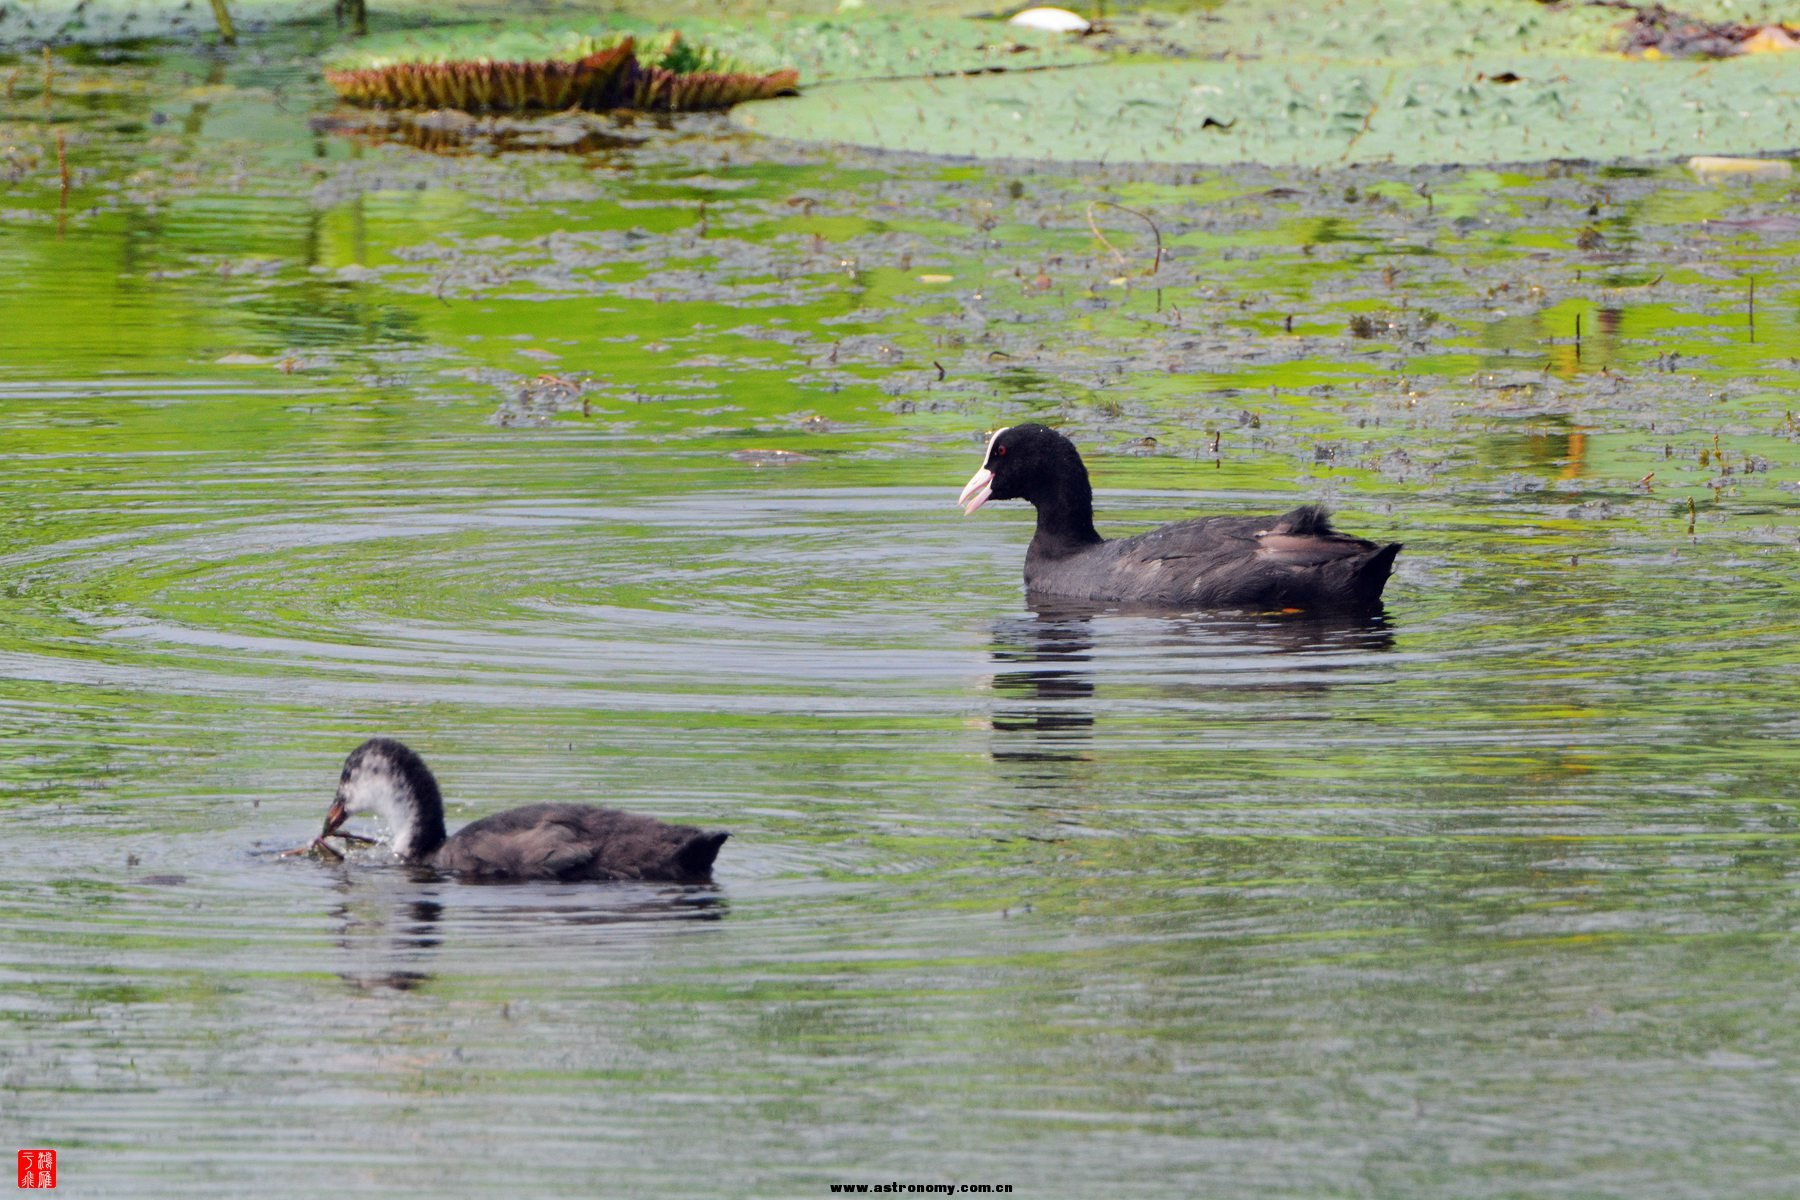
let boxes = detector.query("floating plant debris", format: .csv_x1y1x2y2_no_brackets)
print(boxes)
323,26,798,114
279,836,345,861
1611,3,1800,59
279,830,381,861
728,448,817,466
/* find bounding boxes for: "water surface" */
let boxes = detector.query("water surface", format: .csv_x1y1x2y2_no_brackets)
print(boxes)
2,30,1799,1199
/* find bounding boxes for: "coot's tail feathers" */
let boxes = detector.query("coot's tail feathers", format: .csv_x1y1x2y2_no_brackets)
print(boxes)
675,831,730,877
1344,542,1403,605
1271,504,1336,536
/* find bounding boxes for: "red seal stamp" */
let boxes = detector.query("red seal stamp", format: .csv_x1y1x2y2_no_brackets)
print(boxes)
15,1151,54,1189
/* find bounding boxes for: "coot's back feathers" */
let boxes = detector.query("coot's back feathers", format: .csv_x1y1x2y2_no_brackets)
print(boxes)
960,425,1400,612
1268,503,1333,537
436,803,729,883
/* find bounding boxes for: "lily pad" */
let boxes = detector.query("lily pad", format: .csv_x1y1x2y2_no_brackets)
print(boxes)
739,1,1800,167
0,0,316,46
1092,0,1798,64
664,11,1103,84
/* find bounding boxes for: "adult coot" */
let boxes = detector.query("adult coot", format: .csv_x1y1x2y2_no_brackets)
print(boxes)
958,424,1401,611
320,738,728,883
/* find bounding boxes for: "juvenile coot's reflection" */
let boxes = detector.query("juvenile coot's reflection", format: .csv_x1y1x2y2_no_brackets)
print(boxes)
325,872,726,993
330,892,443,993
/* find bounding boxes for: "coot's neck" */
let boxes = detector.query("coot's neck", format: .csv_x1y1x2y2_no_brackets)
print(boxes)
385,767,448,862
1027,471,1104,559
390,800,448,863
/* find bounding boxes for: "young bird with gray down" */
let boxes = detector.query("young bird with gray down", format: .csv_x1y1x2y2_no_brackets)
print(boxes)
322,738,728,883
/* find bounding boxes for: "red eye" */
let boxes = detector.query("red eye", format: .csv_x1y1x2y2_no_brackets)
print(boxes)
995,445,1007,457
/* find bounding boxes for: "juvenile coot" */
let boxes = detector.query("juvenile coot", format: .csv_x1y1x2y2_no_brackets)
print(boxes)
320,738,728,883
958,424,1401,611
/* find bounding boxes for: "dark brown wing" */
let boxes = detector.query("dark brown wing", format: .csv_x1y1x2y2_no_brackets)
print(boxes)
1030,506,1400,610
433,803,728,882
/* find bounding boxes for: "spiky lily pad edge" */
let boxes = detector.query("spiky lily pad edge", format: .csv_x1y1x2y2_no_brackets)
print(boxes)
324,32,800,114
325,44,637,112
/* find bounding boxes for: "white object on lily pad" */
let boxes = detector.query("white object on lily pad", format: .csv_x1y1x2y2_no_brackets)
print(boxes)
1688,156,1793,179
1009,7,1091,34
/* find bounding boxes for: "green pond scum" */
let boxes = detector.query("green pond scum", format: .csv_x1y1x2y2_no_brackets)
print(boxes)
1,2,1799,1198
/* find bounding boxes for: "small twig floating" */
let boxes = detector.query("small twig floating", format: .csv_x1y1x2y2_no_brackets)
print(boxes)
1085,200,1162,277
278,830,378,859
208,0,237,46
279,837,344,860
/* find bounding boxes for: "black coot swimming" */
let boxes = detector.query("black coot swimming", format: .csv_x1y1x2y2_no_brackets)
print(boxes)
320,738,728,883
958,424,1401,612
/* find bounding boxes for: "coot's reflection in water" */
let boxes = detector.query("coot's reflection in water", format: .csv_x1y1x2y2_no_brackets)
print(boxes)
330,894,443,993
323,871,727,993
990,610,1098,767
987,602,1397,770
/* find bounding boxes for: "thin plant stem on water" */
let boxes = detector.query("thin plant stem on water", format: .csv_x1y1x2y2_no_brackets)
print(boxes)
208,0,236,45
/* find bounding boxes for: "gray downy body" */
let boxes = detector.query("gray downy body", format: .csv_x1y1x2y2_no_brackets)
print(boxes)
324,738,728,883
